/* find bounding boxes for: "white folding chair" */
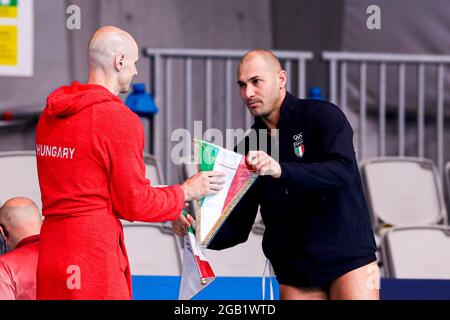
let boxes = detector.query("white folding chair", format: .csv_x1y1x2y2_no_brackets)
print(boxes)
360,157,447,235
144,153,164,186
123,223,183,276
381,226,450,279
205,226,271,299
0,151,42,211
205,229,267,277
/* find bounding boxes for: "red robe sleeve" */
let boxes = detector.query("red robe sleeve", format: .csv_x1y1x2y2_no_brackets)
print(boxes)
94,102,185,222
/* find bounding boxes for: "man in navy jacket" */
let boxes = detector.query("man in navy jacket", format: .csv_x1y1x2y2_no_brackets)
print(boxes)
174,50,379,300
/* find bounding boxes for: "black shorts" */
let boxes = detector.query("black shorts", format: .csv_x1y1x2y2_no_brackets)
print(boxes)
274,255,378,291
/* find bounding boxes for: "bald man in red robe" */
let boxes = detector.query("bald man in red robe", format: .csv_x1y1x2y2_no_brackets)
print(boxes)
35,26,224,300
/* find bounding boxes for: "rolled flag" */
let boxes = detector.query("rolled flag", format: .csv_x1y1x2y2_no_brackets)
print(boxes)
179,211,215,300
194,139,258,246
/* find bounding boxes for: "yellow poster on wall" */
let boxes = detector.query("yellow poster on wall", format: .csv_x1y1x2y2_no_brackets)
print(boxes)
0,0,33,76
0,25,17,65
0,0,18,18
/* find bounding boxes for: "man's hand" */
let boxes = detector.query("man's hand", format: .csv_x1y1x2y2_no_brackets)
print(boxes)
172,212,196,236
181,171,226,201
246,151,282,178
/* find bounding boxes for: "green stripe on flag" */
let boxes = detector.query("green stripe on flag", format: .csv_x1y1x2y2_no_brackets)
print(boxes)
182,209,195,234
187,221,195,234
197,140,219,206
199,141,219,171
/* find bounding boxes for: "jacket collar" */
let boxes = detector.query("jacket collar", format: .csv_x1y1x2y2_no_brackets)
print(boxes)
15,234,40,249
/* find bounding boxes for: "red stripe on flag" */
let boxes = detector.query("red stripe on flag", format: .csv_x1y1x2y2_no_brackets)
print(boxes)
195,256,215,278
221,157,253,213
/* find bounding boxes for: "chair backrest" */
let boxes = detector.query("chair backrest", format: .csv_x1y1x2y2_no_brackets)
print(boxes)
0,151,42,211
360,157,447,232
123,222,183,276
381,226,450,279
205,228,267,277
144,154,164,185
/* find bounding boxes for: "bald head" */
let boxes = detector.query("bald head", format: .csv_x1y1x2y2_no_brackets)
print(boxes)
237,50,287,123
88,26,137,68
239,50,283,74
0,197,41,249
87,26,139,95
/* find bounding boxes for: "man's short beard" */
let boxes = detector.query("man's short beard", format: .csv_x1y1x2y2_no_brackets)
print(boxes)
258,107,275,120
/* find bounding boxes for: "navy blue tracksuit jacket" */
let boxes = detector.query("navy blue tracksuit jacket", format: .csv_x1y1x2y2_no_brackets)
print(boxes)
208,92,377,288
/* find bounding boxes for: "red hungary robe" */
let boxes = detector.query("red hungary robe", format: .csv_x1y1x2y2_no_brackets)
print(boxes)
35,82,185,299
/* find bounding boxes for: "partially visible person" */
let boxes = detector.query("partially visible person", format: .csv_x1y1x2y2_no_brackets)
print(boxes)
0,197,42,300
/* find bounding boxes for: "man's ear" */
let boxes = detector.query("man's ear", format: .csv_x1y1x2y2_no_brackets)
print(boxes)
0,225,6,241
278,70,287,89
114,54,125,71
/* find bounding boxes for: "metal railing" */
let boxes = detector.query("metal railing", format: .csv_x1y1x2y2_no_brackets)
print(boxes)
143,48,313,183
323,52,450,176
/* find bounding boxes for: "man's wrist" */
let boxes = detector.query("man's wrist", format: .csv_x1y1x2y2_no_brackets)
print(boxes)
272,167,281,179
180,183,190,201
273,164,282,178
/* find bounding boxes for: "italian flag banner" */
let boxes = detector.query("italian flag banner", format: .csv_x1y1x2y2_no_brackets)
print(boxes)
194,139,258,246
179,211,215,300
